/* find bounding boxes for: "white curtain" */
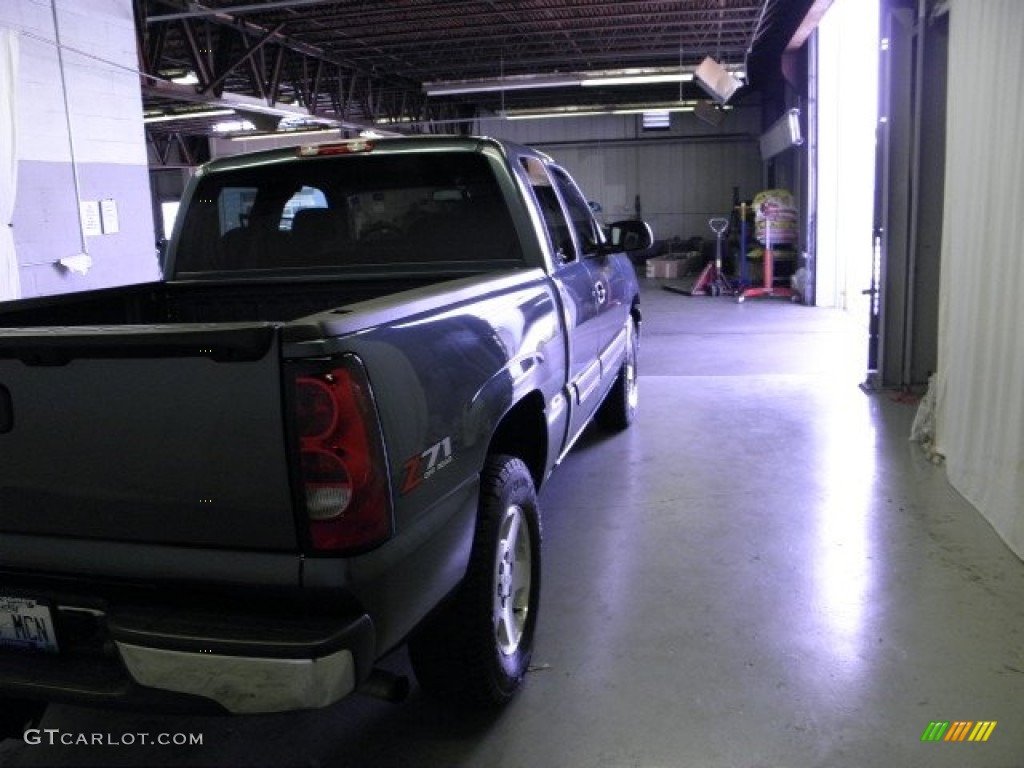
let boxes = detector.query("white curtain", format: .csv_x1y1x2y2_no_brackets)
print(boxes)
937,1,1024,557
0,28,20,301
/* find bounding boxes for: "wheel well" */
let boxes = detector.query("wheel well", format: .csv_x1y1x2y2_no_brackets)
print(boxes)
487,391,548,489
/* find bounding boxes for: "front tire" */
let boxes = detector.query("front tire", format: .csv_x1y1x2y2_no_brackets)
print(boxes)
409,455,542,707
596,316,639,431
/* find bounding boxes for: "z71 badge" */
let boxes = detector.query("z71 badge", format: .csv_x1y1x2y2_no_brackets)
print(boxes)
400,436,454,495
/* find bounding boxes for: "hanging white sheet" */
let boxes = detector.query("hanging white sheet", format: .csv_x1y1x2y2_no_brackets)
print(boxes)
0,27,21,301
937,0,1024,557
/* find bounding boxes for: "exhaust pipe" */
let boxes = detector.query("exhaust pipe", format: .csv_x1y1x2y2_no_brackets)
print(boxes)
357,669,410,703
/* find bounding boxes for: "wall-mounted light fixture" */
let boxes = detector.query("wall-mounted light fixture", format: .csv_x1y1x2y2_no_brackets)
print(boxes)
759,108,803,159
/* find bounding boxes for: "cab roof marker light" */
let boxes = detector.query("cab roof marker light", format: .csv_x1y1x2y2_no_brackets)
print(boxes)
297,140,375,157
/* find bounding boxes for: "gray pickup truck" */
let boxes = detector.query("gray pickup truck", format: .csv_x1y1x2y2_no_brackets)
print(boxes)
0,136,649,729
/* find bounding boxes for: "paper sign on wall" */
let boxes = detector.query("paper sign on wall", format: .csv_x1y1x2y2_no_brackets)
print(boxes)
79,201,102,237
100,199,119,234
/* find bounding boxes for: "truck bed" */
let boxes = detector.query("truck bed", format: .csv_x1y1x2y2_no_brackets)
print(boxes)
0,273,466,328
0,265,554,550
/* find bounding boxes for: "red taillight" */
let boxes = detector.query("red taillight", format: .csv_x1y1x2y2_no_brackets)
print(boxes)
294,361,391,553
301,449,353,519
295,378,338,440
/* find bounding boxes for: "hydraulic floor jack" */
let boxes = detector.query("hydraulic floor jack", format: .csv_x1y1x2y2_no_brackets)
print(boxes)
689,217,736,296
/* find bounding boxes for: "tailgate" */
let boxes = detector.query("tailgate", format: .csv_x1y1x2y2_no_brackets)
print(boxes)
0,323,299,550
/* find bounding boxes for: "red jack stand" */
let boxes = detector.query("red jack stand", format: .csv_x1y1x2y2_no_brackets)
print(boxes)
737,219,797,303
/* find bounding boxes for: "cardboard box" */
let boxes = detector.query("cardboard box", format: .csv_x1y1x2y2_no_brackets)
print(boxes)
646,255,685,279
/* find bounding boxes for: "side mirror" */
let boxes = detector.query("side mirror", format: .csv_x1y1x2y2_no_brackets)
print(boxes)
608,220,654,252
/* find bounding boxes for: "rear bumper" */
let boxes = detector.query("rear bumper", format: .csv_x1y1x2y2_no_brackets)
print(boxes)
117,642,357,714
111,605,375,713
0,582,376,714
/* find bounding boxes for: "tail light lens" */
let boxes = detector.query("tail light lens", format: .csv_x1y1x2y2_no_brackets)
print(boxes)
293,358,392,553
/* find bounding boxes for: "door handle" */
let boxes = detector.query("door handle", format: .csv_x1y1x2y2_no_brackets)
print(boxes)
594,282,607,305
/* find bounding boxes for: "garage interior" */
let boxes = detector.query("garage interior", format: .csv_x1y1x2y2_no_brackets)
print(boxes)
2,1,1024,766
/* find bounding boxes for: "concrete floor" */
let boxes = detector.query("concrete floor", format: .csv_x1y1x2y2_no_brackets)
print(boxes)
5,279,1024,767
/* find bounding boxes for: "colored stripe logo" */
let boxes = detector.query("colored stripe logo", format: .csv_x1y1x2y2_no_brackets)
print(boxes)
921,721,997,742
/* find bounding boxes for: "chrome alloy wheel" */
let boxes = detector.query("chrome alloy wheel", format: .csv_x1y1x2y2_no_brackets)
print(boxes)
493,503,533,657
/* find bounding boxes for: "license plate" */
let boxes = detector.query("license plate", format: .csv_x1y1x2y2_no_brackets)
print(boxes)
0,596,59,653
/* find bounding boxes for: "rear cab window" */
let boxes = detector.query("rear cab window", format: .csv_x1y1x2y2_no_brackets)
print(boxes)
173,150,524,275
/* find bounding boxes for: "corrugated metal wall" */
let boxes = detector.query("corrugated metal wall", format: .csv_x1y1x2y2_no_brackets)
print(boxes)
480,106,763,244
211,106,767,248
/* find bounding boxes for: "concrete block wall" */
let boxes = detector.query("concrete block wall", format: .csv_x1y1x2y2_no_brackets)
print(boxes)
2,0,159,299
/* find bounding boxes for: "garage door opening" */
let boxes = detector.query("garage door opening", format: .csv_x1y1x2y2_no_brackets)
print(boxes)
814,0,881,328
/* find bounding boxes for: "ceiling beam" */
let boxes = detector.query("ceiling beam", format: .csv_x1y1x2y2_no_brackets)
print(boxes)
786,0,836,51
144,80,337,122
250,3,764,31
150,1,370,71
201,23,286,96
147,0,336,23
145,0,423,105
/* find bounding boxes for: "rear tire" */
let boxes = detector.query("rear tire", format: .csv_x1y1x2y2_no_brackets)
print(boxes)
409,455,542,707
596,316,639,431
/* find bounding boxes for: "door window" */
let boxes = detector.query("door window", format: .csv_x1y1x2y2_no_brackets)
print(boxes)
519,156,576,263
549,166,603,256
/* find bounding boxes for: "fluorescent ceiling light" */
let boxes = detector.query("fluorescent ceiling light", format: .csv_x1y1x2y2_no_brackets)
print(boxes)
427,65,744,97
502,101,719,121
227,127,339,142
504,109,608,121
171,71,199,85
582,72,694,87
143,108,236,124
212,119,256,133
424,74,582,96
611,103,700,115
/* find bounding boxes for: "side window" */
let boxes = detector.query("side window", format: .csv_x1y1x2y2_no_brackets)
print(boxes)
280,186,328,231
519,156,576,263
218,187,258,235
550,166,603,256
